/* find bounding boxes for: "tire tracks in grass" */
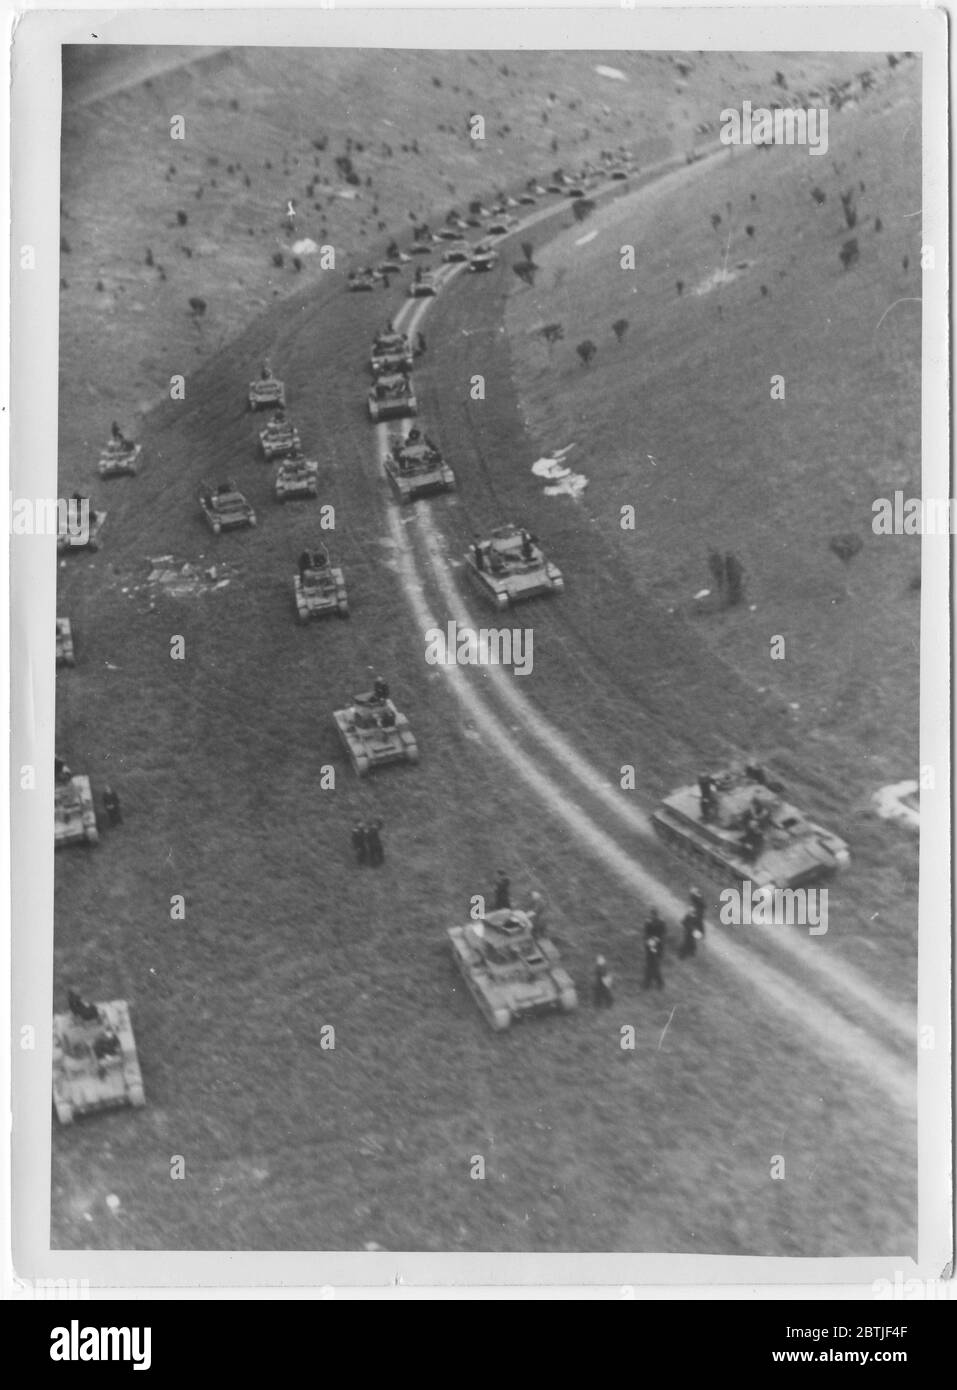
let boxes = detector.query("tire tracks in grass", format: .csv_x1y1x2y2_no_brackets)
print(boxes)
366,231,917,1110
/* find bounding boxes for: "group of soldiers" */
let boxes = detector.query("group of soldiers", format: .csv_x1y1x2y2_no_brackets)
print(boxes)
592,888,706,1006
351,818,386,867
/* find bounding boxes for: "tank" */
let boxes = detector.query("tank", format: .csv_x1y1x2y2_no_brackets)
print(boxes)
383,434,455,502
347,267,377,291
442,241,470,263
368,374,417,423
652,764,851,891
248,370,286,411
55,773,99,847
294,550,348,621
97,437,141,478
52,1000,145,1124
409,271,437,298
448,909,577,1031
333,690,418,776
198,481,256,534
465,525,564,610
468,248,498,272
57,505,106,553
56,617,75,667
275,454,319,501
487,215,519,235
370,331,414,376
259,414,301,461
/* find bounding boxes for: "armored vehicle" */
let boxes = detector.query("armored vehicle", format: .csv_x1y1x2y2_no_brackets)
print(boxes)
370,330,413,376
56,617,75,667
259,412,301,461
198,481,256,534
487,215,519,235
294,547,348,621
652,764,851,891
55,771,98,847
409,271,437,298
467,248,497,272
383,432,455,502
347,267,378,291
333,689,418,776
57,502,106,553
97,436,141,478
248,366,286,411
465,525,564,610
442,241,470,263
52,998,145,1124
275,453,319,501
368,373,417,423
437,226,462,241
448,909,577,1031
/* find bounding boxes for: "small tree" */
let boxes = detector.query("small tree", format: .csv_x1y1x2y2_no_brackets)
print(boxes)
572,199,596,223
576,340,596,367
839,238,859,271
612,318,629,344
188,296,207,318
513,262,536,287
540,323,564,356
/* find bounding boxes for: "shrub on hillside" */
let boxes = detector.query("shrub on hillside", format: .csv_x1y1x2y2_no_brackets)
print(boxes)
576,340,596,367
839,238,860,271
188,296,207,317
612,318,629,344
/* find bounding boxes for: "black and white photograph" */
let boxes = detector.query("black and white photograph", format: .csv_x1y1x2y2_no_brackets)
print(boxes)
7,3,952,1298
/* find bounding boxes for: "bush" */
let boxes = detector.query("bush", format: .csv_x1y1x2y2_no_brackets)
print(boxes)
572,199,595,222
612,318,629,343
188,296,207,316
839,238,859,271
576,340,596,367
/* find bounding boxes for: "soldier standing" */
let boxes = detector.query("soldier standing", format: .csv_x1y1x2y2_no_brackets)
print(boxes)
103,785,122,827
643,909,666,990
367,819,385,867
592,955,614,1007
589,961,612,1006
678,888,706,959
351,820,368,867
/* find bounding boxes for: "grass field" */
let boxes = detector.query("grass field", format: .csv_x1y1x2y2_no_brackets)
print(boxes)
52,48,919,1256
